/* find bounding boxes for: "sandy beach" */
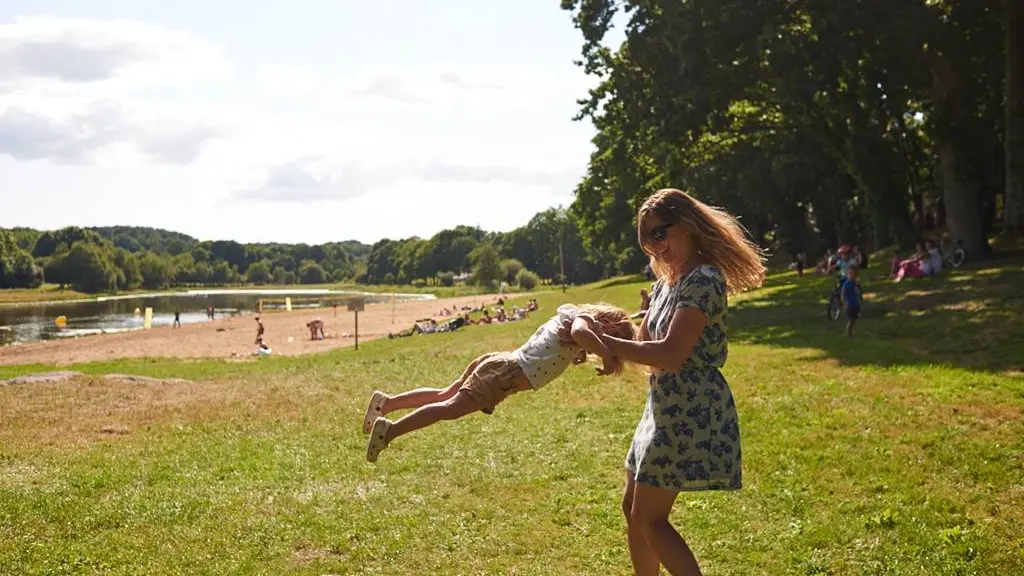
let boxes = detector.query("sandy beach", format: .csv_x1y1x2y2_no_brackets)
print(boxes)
0,293,520,366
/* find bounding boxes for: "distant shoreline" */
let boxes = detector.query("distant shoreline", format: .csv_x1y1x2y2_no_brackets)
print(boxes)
0,291,522,366
0,282,515,307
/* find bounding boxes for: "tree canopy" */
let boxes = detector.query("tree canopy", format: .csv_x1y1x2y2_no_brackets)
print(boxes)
561,0,1023,271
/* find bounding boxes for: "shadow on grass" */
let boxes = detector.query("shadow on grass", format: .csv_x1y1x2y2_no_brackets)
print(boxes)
730,255,1024,374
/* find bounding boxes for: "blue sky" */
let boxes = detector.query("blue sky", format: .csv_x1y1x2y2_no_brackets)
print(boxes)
0,1,607,244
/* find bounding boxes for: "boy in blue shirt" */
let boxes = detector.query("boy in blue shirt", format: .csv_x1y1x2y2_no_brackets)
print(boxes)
841,266,861,336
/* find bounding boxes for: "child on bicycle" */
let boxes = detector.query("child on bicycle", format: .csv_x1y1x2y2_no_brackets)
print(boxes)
841,266,862,336
362,303,638,462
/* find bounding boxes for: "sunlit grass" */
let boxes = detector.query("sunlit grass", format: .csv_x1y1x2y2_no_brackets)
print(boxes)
1,258,1022,574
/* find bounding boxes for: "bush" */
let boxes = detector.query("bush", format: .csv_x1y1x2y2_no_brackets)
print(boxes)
298,260,326,284
515,268,539,290
437,271,455,287
247,260,273,284
500,258,524,284
412,278,427,288
383,272,395,285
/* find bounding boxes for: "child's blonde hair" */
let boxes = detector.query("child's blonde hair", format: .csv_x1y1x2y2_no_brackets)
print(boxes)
637,188,767,294
578,302,638,375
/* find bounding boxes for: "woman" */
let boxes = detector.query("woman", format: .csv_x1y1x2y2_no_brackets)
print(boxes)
894,242,930,282
569,189,765,575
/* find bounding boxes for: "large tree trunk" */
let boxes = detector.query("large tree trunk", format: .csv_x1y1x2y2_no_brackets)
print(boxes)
937,141,989,254
931,51,991,257
1005,0,1024,235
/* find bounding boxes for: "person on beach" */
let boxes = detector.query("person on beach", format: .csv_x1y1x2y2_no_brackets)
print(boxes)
559,188,764,576
254,316,265,344
307,318,325,340
173,310,181,329
362,303,639,462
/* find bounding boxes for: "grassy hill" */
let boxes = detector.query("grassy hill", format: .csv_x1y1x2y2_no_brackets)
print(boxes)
1,257,1022,575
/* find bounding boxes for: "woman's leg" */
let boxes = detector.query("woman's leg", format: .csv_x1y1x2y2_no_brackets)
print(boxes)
630,482,703,576
385,390,480,443
622,472,661,576
382,353,496,414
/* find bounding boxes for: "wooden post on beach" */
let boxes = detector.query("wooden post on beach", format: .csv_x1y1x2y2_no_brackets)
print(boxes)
348,298,365,350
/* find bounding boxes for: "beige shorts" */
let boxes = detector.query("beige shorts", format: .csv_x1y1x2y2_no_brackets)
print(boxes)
459,352,530,414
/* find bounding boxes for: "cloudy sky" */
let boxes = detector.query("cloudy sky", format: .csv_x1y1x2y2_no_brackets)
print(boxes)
0,1,608,244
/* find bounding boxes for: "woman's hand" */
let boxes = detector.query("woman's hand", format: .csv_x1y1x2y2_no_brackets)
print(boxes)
556,317,575,344
595,354,618,376
572,348,587,365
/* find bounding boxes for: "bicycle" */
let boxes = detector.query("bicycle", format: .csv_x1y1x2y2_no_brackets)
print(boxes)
826,277,863,321
941,238,966,268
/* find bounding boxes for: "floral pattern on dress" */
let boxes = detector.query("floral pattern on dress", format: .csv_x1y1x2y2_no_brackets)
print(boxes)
625,264,742,492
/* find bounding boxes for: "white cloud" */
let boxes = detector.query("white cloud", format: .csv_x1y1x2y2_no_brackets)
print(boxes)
0,12,592,245
257,65,322,98
0,16,229,165
0,95,225,165
236,155,577,203
0,15,227,91
342,69,532,111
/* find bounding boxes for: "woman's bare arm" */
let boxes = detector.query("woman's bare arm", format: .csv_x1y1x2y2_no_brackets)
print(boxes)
600,307,707,372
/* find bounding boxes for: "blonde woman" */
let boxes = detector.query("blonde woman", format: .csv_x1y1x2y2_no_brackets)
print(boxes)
565,189,765,575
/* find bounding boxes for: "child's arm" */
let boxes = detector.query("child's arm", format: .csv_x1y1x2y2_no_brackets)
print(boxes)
569,316,617,375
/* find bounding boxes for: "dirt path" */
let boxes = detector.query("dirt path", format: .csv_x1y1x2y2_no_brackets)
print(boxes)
0,293,520,366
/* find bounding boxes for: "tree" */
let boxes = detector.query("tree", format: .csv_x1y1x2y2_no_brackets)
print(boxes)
43,250,70,289
298,260,326,284
211,262,237,284
0,231,42,288
138,253,175,290
500,258,524,284
470,244,502,288
1006,0,1024,234
62,243,119,293
110,249,143,290
31,227,104,258
363,240,399,284
247,260,273,284
207,240,249,273
561,0,1005,260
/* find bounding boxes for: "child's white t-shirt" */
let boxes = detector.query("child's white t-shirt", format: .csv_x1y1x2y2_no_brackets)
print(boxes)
513,304,586,389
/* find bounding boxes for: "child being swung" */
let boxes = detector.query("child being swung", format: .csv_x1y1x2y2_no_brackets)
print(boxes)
363,303,638,462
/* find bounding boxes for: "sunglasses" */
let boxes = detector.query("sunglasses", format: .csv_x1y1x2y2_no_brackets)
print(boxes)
645,223,674,243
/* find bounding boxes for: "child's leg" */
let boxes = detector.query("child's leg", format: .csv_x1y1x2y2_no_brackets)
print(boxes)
386,391,481,443
381,353,497,414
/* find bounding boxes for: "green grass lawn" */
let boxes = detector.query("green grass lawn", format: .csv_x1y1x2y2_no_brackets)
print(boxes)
1,259,1022,575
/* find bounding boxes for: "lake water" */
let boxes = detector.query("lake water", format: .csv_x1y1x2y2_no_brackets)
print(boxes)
0,289,432,345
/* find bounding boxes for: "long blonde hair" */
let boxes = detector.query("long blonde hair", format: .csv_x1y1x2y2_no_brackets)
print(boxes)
637,188,766,293
577,302,638,376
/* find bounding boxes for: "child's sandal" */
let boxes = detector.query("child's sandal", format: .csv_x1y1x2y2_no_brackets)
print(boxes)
362,391,387,434
366,417,392,463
